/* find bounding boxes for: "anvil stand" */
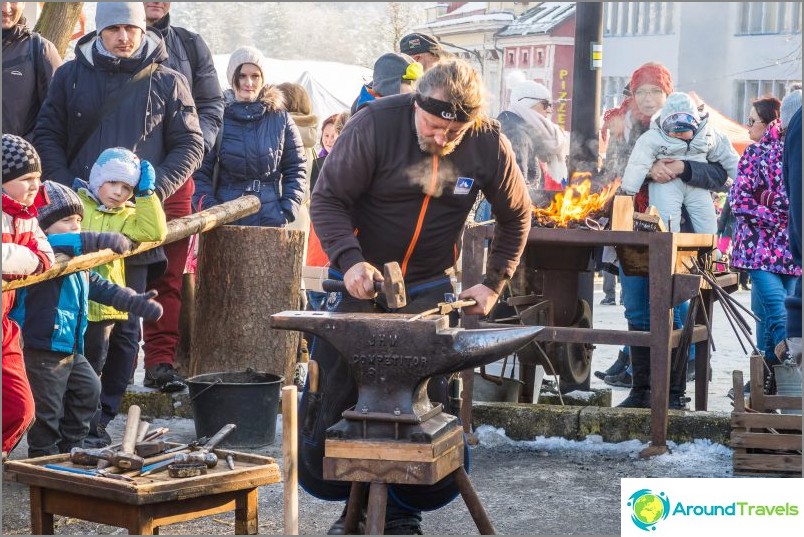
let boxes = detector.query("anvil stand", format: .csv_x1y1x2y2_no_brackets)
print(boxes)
327,424,495,535
270,311,543,536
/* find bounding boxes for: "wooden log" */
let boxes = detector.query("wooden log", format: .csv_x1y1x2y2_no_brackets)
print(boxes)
282,386,299,536
2,196,260,293
189,225,305,384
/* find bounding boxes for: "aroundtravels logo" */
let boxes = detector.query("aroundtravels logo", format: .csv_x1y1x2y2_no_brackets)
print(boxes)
627,489,671,531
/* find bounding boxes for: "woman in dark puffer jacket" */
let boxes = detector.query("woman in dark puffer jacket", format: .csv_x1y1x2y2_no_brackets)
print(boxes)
193,46,306,227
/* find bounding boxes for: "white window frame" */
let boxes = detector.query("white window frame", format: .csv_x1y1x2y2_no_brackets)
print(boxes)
734,79,802,121
738,2,802,35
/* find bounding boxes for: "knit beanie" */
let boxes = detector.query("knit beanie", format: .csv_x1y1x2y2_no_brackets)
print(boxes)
780,90,802,130
630,62,673,95
659,92,701,133
372,52,420,97
227,46,267,89
88,147,141,197
37,181,84,231
2,134,41,184
95,2,147,34
510,80,551,104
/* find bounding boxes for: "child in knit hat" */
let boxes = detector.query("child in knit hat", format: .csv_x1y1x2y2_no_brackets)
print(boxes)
74,147,168,446
2,133,55,457
621,92,741,233
11,181,163,457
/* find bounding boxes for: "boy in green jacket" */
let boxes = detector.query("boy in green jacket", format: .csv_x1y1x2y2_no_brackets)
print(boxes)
77,147,168,448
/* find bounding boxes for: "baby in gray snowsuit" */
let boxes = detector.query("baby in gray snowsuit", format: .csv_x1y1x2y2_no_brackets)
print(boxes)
621,92,740,233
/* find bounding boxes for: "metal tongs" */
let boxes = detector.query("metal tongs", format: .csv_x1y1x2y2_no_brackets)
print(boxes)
408,293,477,322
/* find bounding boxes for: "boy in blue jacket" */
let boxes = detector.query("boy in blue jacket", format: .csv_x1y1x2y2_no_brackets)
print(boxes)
11,181,163,457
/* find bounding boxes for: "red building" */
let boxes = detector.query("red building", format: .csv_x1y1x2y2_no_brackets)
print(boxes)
496,3,576,130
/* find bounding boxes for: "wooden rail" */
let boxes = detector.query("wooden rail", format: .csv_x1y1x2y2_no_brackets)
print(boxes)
2,196,260,292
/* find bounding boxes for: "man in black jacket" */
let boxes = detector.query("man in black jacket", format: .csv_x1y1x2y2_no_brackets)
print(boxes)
33,2,203,446
307,59,531,535
2,1,62,139
141,2,224,392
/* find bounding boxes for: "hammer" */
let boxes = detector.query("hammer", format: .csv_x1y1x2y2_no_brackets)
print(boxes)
109,405,145,470
321,261,406,308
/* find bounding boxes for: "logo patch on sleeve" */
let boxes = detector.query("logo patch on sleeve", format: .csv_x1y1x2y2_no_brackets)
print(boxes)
454,177,474,195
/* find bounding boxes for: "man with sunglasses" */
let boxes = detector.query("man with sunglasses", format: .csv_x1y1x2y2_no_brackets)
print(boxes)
497,80,568,194
620,92,740,234
307,58,531,535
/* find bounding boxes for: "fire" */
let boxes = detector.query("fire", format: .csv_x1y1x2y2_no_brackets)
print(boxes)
532,173,621,227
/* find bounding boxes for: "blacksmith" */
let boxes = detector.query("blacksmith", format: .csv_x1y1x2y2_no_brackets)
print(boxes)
307,58,531,535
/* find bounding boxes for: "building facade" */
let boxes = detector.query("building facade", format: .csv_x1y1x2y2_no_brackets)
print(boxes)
602,1,802,121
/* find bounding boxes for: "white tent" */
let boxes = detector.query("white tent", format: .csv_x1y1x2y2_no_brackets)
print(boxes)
212,54,370,126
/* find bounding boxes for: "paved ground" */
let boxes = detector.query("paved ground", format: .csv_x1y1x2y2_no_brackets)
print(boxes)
1,279,774,535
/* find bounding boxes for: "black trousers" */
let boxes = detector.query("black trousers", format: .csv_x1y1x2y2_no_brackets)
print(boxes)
297,277,470,513
23,348,100,457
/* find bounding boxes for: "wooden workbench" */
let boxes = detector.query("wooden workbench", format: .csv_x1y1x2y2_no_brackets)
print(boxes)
3,449,281,535
460,224,737,456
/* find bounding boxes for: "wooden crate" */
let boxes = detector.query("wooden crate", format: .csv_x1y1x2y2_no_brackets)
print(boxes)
730,356,802,477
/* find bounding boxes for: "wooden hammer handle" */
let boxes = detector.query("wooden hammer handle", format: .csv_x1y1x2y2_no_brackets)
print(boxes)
308,360,320,392
121,405,141,454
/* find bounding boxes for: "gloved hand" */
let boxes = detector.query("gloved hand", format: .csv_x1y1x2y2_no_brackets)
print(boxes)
80,231,132,254
136,160,156,196
756,189,778,208
109,288,163,321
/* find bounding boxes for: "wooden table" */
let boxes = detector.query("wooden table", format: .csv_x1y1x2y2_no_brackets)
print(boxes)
3,449,281,535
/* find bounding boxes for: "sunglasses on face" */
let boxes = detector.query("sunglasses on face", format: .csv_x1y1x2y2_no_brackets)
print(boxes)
661,112,699,134
518,96,553,109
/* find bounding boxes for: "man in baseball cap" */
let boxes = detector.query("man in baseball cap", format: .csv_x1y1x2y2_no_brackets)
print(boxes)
399,32,444,71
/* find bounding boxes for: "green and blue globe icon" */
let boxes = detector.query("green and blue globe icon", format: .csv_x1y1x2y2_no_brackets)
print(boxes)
627,489,671,531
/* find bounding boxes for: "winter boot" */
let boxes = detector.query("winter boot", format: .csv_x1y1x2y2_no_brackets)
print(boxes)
617,344,651,408
594,349,629,380
603,367,632,387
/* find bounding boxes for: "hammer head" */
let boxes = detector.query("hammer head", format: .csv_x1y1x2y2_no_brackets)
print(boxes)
110,451,145,470
70,447,115,467
381,262,406,309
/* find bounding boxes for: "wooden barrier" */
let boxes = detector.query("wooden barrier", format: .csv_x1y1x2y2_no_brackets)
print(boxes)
2,196,261,292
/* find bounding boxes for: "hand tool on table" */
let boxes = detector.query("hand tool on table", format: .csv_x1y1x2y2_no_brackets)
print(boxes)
407,293,478,322
173,451,218,468
110,405,145,470
70,406,145,469
167,462,208,478
223,451,236,470
137,424,236,477
44,464,136,482
95,422,167,470
321,261,406,308
134,440,168,458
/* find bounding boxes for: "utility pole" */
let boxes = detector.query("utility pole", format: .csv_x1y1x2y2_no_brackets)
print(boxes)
568,1,603,179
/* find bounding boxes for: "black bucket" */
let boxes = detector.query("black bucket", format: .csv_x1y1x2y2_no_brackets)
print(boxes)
186,369,284,448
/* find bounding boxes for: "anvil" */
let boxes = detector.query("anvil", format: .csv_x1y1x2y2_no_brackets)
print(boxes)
270,311,542,442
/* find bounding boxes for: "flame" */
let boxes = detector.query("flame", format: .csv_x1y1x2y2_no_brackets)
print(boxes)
532,173,621,227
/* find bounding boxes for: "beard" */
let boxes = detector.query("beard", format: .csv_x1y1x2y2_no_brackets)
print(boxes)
416,131,466,157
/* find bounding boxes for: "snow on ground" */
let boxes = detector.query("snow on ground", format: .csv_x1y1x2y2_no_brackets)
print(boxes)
475,425,734,477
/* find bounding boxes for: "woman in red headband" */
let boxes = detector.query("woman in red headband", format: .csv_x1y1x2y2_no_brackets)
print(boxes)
599,62,731,409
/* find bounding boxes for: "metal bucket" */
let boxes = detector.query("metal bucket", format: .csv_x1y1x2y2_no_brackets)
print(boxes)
186,369,284,447
473,372,524,403
773,364,802,415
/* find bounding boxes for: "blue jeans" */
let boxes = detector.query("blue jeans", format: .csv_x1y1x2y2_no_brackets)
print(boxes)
749,269,796,362
619,270,693,361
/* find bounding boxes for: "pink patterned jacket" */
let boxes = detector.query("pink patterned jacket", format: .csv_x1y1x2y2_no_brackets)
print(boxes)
728,119,801,276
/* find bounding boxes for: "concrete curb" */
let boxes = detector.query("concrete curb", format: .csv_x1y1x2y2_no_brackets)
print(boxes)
472,402,732,445
122,387,732,446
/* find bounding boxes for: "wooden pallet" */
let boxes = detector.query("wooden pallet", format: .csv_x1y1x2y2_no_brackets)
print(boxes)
730,355,802,477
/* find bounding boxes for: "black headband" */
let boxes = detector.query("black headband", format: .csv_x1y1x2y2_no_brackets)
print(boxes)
415,93,475,123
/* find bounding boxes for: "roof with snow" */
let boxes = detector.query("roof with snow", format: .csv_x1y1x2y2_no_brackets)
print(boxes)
496,2,575,37
423,12,516,30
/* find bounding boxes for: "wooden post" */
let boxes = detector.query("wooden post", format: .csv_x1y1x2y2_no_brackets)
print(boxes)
189,225,305,383
282,386,299,535
2,196,260,292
